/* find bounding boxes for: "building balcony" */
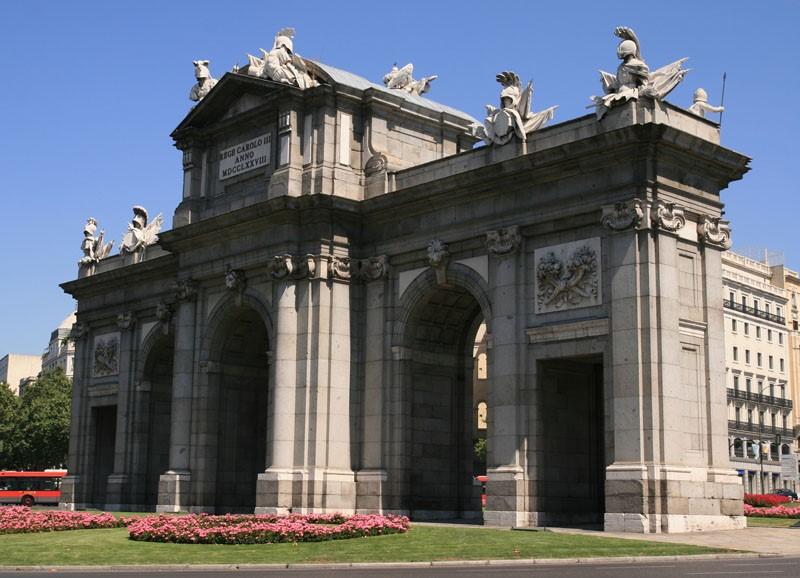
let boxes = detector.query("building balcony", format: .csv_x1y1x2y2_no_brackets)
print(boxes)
723,299,786,325
728,420,793,439
727,388,793,409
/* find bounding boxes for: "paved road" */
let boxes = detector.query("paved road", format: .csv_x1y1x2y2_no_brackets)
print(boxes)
2,557,800,577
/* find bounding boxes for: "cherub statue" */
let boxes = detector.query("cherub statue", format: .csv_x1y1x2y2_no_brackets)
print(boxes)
473,71,558,146
688,88,724,119
189,60,218,102
246,28,317,90
79,218,113,267
383,63,438,96
591,26,689,120
120,206,163,264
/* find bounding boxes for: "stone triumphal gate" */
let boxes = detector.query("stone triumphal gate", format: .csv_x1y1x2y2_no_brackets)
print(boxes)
62,28,750,533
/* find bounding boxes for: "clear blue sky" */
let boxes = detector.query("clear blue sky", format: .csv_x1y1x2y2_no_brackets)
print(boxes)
1,1,798,355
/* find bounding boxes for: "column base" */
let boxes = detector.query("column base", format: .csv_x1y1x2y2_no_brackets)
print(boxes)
484,466,529,527
604,462,745,533
156,470,191,512
255,468,356,514
355,469,387,513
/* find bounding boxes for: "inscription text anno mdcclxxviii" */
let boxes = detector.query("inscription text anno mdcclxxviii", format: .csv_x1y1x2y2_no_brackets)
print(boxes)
218,134,271,180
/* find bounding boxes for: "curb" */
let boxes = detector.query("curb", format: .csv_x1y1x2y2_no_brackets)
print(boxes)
0,552,782,573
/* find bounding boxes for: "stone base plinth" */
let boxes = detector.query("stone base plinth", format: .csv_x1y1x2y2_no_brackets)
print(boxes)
355,469,387,513
604,463,745,533
58,475,81,511
255,468,356,515
484,466,528,527
156,470,191,513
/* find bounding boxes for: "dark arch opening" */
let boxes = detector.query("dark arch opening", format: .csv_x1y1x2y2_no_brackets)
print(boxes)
212,306,270,513
142,334,174,508
403,283,485,520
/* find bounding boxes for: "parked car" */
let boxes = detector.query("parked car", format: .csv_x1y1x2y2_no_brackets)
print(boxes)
773,488,798,500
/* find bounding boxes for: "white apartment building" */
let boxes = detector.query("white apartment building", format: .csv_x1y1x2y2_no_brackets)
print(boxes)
41,312,76,378
723,251,796,493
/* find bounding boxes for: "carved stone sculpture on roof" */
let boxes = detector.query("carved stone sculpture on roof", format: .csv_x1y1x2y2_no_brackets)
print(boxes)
79,218,114,267
245,27,318,89
591,26,689,120
688,88,724,119
473,71,558,146
382,63,438,96
120,206,163,265
189,60,218,102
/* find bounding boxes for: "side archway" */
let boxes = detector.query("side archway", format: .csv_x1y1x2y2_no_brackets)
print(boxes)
393,264,492,520
197,290,274,513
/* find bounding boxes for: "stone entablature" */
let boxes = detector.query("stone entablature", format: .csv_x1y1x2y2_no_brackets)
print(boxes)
63,88,751,533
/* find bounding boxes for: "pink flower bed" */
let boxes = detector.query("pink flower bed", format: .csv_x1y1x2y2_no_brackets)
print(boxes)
0,506,124,534
126,512,411,544
744,503,800,518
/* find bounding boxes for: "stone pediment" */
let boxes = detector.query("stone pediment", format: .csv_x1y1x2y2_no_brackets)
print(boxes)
172,73,298,137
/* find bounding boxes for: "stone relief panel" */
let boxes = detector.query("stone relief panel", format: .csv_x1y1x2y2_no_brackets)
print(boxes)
92,333,120,378
534,238,602,314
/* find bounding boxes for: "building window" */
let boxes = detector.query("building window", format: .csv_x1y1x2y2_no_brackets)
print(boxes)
756,352,761,366
735,407,741,423
745,349,751,364
776,306,782,318
742,295,747,307
769,355,774,369
765,303,771,315
780,384,785,398
733,375,739,390
732,319,737,332
794,320,798,331
747,409,753,425
769,382,775,397
733,346,739,361
759,410,764,425
729,291,735,303
754,299,760,312
476,401,488,430
780,358,785,372
779,332,784,345
768,329,772,342
744,322,750,336
477,353,488,380
783,415,788,430
756,326,761,339
771,413,777,428
758,380,763,394
746,378,752,393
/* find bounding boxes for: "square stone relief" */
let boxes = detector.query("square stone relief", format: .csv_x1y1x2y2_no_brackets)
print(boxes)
534,237,602,314
93,333,120,378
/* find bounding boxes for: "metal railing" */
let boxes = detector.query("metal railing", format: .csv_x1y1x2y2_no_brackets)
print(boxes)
723,299,785,325
727,388,793,409
728,420,793,439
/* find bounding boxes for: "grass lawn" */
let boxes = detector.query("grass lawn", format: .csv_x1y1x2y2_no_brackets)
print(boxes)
746,517,800,528
0,525,727,566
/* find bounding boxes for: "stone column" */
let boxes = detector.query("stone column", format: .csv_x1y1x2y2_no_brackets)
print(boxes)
105,312,137,510
256,266,301,514
483,227,526,527
157,280,197,512
59,323,90,510
356,257,391,512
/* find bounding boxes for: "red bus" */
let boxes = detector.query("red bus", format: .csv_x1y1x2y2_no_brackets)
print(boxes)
0,471,66,507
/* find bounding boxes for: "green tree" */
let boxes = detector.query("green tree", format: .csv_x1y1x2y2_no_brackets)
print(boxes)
0,381,21,468
17,369,72,470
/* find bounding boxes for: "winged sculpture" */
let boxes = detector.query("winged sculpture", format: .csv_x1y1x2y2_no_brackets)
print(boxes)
591,26,689,119
120,206,163,264
474,71,558,145
383,63,438,96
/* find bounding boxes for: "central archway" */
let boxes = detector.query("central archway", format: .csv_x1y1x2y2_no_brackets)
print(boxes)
209,305,270,513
